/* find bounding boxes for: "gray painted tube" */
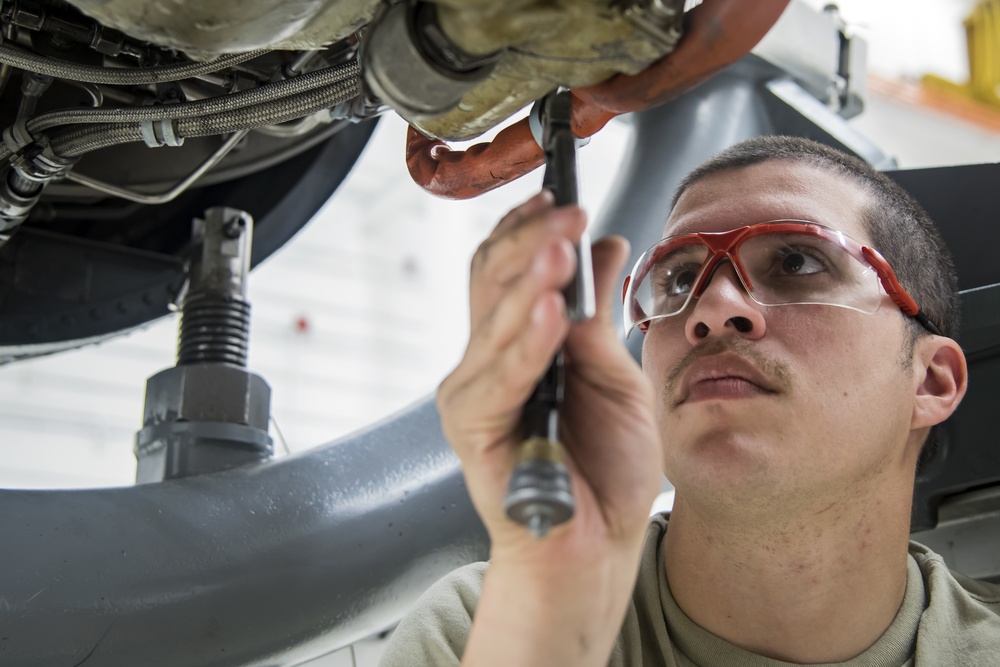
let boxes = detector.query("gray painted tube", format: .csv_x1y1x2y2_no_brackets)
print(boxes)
0,57,886,666
0,397,489,666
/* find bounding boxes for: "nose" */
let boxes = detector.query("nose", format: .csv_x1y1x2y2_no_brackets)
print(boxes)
684,261,767,345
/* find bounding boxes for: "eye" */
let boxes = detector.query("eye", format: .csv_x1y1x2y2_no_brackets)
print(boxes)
774,247,827,276
658,264,700,296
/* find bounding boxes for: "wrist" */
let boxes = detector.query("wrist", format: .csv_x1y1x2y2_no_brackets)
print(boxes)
463,555,637,667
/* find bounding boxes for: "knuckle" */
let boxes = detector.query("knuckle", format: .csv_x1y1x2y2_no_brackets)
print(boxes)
436,374,454,406
471,239,492,272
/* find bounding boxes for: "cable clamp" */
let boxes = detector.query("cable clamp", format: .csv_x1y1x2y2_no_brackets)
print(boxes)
3,118,37,157
3,119,74,182
140,118,184,148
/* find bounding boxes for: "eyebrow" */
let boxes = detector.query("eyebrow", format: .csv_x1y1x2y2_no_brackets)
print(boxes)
649,244,704,277
664,245,702,257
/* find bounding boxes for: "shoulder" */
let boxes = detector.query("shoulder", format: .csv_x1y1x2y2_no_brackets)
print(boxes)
910,541,1000,611
378,562,488,667
610,514,672,667
909,541,1000,664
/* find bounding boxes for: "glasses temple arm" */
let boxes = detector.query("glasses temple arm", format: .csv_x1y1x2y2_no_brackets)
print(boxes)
861,246,942,336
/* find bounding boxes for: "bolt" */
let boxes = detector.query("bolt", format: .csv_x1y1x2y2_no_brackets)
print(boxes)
222,218,245,239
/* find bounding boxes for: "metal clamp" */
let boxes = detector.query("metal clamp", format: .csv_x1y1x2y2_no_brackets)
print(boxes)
619,0,686,51
140,118,184,148
3,118,75,182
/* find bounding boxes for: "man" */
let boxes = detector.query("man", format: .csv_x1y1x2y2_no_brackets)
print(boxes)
379,136,1000,666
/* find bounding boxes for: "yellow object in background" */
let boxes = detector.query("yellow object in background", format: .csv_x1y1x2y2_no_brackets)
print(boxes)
924,0,1000,109
966,0,1000,106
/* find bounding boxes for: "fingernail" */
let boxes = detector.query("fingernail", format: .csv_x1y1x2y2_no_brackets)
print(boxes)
531,297,548,325
548,206,584,228
532,245,552,275
533,239,572,275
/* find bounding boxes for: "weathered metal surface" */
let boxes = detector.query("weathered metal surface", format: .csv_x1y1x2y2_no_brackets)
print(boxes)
66,0,381,58
414,0,681,140
65,0,679,139
405,0,791,198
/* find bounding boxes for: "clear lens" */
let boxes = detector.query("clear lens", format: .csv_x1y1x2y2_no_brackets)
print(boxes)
624,241,707,330
737,233,882,312
624,229,884,333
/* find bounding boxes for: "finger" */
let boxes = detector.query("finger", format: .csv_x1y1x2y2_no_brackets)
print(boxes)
464,236,577,384
472,192,558,279
492,190,554,237
470,206,586,325
439,287,570,457
472,203,585,288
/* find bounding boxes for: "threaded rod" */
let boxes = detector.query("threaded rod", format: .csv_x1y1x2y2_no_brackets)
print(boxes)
177,292,250,366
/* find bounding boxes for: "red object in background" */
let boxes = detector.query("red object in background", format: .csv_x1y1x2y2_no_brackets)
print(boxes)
405,0,791,200
294,316,310,334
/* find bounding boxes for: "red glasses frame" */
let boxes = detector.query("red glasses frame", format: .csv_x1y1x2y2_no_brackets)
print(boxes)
622,220,940,335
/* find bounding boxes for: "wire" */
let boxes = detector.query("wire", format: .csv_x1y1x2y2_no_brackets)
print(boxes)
269,416,291,456
49,77,359,157
27,62,360,133
0,44,270,85
64,130,249,204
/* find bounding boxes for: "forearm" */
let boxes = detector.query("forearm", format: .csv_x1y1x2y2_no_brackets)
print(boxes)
461,551,640,667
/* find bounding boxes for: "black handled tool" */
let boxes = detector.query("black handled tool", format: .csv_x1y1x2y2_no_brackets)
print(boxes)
502,90,595,538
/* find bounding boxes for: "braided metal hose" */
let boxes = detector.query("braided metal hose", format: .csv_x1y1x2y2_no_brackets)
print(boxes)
50,124,142,157
50,77,360,157
27,62,361,134
177,79,359,136
0,44,270,85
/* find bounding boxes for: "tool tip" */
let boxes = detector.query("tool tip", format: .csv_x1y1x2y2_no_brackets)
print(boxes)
528,513,551,539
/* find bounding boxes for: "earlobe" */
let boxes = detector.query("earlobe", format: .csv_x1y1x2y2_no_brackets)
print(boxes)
911,336,968,429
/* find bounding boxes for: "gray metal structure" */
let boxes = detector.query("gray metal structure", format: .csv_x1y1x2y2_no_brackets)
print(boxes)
2,8,999,665
135,207,274,483
1,397,488,666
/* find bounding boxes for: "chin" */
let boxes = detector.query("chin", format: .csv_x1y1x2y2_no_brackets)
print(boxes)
665,429,775,493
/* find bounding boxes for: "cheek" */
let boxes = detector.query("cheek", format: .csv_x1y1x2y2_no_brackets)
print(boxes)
641,322,687,385
641,337,667,409
778,308,906,416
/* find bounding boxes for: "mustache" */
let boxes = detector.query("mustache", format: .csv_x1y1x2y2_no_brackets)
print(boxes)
664,338,793,405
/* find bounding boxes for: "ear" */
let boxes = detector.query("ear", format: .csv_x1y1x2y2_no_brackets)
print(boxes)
911,336,968,429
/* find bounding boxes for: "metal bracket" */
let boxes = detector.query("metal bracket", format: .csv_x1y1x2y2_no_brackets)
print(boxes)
619,0,686,51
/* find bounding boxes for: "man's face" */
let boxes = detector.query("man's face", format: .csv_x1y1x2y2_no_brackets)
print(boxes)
642,161,921,511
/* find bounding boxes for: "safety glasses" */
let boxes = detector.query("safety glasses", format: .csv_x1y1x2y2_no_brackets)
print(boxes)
622,220,941,336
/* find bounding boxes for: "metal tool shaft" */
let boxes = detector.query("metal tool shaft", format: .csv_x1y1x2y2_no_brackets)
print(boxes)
502,90,594,538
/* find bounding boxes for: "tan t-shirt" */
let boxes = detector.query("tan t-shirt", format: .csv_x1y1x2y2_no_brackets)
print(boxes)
379,515,1000,666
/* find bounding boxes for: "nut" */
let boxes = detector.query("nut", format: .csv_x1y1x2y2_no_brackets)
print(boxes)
141,363,270,430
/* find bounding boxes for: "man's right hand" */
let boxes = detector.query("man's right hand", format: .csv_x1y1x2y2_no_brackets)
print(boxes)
436,191,664,666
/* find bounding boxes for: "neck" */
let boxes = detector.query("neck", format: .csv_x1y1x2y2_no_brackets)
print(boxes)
664,484,913,663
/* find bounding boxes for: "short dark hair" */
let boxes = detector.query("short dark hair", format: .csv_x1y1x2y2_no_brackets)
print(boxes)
672,136,960,476
672,135,960,341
